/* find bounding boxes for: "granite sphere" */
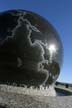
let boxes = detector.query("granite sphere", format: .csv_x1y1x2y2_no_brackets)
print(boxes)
0,10,63,87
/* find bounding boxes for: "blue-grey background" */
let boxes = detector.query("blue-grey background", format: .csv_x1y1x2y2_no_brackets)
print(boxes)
0,0,72,83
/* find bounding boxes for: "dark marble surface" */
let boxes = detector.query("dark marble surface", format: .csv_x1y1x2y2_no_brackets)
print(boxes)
0,10,63,87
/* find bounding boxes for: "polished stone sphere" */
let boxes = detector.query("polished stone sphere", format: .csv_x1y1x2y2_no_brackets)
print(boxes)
0,10,63,87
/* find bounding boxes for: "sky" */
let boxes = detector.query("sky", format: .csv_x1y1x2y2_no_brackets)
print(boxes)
0,0,72,84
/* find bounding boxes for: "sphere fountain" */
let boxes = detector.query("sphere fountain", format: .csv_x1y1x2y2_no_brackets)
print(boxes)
0,10,72,108
0,10,63,96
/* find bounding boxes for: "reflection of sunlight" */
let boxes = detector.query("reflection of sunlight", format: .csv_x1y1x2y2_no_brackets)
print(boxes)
48,44,57,55
48,44,57,62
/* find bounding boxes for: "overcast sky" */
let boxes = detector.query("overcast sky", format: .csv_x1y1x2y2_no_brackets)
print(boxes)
0,0,72,83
